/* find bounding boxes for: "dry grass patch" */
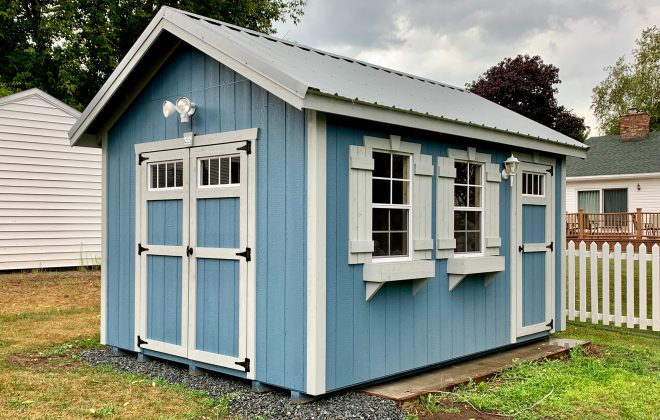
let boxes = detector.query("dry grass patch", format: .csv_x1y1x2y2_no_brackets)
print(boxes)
0,269,230,419
0,270,100,315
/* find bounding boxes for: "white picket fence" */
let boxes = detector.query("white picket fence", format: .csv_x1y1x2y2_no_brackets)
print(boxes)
566,241,660,331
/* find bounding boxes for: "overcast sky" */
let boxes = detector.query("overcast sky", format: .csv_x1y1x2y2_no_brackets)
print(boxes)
275,0,660,136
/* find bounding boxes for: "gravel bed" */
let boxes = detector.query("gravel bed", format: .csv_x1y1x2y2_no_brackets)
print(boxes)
78,348,405,420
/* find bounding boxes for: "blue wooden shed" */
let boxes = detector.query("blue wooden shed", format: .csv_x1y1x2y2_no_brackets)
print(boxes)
69,7,588,398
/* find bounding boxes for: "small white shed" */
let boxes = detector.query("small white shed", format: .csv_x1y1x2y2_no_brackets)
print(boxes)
0,88,101,270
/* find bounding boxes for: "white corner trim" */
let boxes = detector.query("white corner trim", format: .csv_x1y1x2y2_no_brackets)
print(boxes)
560,158,567,332
100,132,108,345
306,110,327,395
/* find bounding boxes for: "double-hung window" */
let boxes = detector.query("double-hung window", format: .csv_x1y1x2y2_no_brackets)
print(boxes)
372,152,411,259
453,161,483,254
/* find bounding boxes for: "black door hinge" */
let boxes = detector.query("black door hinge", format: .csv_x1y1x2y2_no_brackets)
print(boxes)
137,336,148,347
546,166,554,176
235,357,250,372
546,241,554,252
236,247,251,261
518,244,525,252
138,243,149,255
139,153,149,165
186,246,193,257
546,319,554,330
237,140,252,155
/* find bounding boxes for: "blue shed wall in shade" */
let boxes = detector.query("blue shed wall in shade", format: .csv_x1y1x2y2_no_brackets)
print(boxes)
325,116,517,391
105,44,307,391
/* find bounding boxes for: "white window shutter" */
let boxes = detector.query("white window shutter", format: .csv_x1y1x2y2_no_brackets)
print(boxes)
484,162,502,255
413,153,434,260
436,156,456,259
349,145,374,264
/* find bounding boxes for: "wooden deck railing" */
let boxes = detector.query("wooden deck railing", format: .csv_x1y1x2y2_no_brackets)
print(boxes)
566,209,660,249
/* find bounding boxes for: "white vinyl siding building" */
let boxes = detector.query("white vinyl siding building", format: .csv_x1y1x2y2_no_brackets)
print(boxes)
0,89,101,270
566,174,660,213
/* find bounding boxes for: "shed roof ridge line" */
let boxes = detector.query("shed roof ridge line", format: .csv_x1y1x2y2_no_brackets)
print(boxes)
167,7,467,93
0,88,81,118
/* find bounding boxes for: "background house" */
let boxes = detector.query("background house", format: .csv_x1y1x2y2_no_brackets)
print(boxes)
566,110,659,214
0,88,101,270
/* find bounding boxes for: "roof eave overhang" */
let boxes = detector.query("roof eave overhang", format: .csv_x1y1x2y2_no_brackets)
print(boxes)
303,92,588,159
69,7,307,148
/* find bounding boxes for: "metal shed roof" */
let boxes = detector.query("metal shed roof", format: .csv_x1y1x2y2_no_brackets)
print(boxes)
70,7,587,157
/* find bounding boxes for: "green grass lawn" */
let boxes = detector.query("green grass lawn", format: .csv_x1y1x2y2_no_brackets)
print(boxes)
410,323,660,419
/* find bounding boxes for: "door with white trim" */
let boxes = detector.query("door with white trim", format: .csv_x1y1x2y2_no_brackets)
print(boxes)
515,162,555,337
187,144,250,369
137,149,190,357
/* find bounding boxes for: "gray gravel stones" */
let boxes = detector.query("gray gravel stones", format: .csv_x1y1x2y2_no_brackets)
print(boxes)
78,348,405,420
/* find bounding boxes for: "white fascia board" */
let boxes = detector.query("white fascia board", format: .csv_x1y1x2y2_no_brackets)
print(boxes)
567,172,660,182
162,12,306,108
303,93,588,159
69,11,167,146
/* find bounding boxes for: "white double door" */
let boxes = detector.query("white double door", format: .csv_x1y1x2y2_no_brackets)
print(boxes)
136,143,251,372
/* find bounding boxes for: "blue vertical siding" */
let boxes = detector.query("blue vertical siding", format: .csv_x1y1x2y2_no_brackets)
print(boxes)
196,258,239,356
197,198,239,248
522,252,546,326
146,255,182,345
325,118,512,391
555,159,564,328
148,200,183,246
105,45,306,391
522,205,546,243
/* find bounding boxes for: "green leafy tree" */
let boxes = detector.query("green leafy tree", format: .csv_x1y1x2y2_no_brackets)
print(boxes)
592,26,660,135
467,54,588,141
0,0,304,110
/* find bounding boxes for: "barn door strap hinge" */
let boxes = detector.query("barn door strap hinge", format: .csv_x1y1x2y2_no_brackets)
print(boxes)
235,357,250,372
138,243,149,255
236,247,251,261
546,241,554,251
137,336,148,347
546,319,554,330
139,153,149,165
518,244,525,252
237,140,252,155
186,246,193,257
546,166,554,176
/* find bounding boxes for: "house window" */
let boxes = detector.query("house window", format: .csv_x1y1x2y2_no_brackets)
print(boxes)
603,188,627,213
454,161,482,253
149,160,183,190
577,190,600,213
372,151,411,258
522,172,545,196
199,155,240,187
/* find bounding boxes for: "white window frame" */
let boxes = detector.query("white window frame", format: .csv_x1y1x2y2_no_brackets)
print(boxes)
371,150,413,262
197,154,241,189
453,160,484,257
148,159,184,191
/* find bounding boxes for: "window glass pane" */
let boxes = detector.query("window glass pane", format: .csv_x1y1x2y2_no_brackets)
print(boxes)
209,158,219,185
468,163,481,185
392,180,409,204
231,156,240,184
392,154,409,179
201,159,209,186
389,209,408,231
603,189,627,213
522,173,528,194
578,191,600,213
373,152,391,178
455,161,468,184
166,162,175,188
175,161,183,187
467,232,481,252
454,211,466,230
466,211,480,230
150,164,158,189
390,232,408,256
220,157,230,184
373,233,388,256
372,208,389,231
469,186,481,207
454,232,466,253
454,185,468,207
373,179,391,204
158,164,166,188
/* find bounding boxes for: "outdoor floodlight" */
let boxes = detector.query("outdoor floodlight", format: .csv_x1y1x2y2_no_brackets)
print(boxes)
501,154,520,186
162,97,196,123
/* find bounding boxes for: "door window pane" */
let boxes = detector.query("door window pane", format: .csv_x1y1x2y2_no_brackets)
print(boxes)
148,160,184,190
198,155,241,187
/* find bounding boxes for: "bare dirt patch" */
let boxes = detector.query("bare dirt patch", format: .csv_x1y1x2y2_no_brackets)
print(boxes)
9,353,81,370
0,270,100,315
